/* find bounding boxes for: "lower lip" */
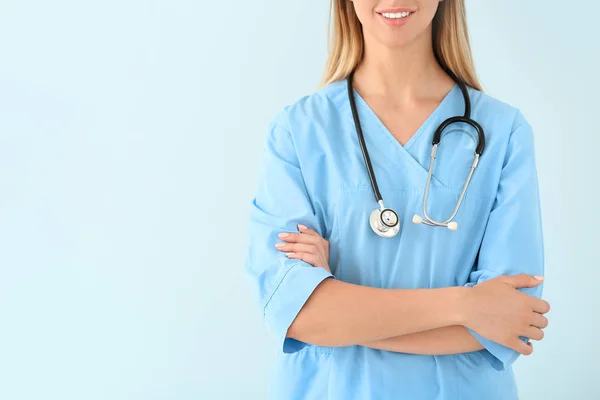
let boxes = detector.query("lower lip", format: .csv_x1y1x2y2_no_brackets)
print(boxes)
377,12,414,27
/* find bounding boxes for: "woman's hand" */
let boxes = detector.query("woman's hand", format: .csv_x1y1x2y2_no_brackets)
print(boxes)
275,224,331,274
462,274,550,355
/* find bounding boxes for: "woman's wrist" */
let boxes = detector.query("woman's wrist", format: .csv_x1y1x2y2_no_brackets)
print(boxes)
450,286,472,327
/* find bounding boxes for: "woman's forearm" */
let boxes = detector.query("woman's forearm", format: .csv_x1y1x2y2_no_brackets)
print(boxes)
287,278,469,347
358,325,484,355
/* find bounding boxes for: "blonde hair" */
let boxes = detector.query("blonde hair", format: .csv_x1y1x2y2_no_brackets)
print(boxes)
318,0,483,92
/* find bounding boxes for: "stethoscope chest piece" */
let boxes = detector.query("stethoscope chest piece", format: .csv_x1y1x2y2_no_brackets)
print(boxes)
369,206,400,238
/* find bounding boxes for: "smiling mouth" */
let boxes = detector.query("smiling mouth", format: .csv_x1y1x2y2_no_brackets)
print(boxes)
376,11,415,20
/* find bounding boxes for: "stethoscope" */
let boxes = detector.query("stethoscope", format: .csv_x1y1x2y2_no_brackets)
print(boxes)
347,69,485,238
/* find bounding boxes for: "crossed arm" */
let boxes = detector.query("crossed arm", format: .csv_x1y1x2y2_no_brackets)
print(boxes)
360,325,483,354
280,227,484,356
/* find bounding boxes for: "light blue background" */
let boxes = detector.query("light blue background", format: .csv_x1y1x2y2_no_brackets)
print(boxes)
0,1,597,399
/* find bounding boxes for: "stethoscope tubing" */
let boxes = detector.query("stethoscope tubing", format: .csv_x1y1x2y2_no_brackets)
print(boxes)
347,68,486,234
347,69,384,205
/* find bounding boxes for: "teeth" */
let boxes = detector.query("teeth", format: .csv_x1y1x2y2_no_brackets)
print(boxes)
381,11,412,19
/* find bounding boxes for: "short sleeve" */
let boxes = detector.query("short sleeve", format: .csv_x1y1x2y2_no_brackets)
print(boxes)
244,110,334,354
463,110,545,371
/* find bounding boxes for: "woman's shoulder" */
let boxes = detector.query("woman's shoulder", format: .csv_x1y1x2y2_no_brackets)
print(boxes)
269,79,348,131
465,86,536,168
469,86,522,119
466,85,530,131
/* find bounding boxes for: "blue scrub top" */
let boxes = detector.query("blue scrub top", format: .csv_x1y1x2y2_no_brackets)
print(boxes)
244,78,545,400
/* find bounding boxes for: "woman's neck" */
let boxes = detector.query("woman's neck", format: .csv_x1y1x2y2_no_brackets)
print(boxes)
352,29,454,107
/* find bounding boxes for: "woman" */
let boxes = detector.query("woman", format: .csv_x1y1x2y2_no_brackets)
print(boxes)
244,0,551,399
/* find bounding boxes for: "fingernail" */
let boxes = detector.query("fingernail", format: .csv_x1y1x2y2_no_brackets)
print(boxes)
278,232,289,238
275,243,285,248
534,276,544,280
298,224,307,230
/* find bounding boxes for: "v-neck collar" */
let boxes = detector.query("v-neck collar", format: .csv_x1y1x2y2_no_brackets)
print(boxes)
345,80,460,190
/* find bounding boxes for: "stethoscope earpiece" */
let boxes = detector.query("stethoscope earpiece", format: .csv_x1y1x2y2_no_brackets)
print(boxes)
413,214,459,230
347,70,484,238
